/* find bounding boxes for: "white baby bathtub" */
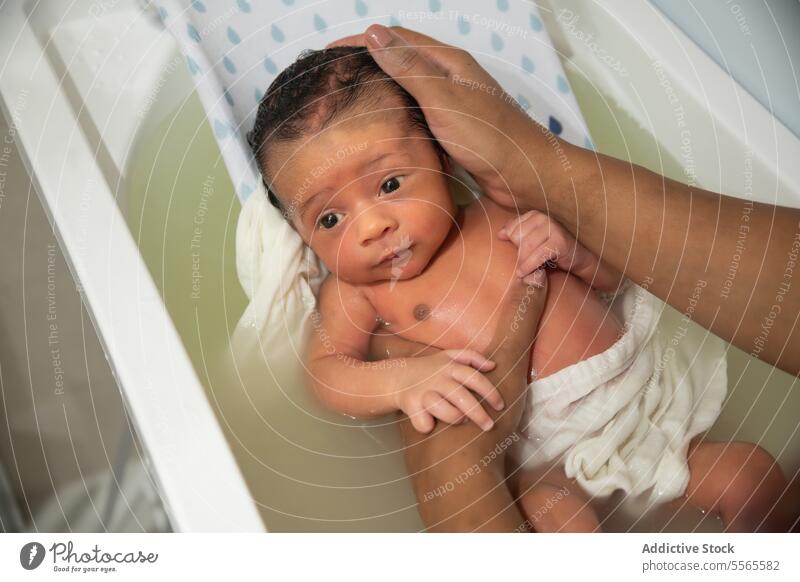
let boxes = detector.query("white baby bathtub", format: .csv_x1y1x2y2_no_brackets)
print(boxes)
1,0,798,532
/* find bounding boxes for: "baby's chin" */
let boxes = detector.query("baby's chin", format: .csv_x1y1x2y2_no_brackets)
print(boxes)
333,258,430,285
378,255,431,282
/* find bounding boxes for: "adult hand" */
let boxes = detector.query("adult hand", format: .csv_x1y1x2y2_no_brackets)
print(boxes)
328,25,574,212
333,26,800,377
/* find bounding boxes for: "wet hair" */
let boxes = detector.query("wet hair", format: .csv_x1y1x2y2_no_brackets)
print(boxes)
246,46,445,218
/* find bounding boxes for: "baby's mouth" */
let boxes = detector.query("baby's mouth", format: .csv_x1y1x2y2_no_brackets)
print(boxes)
377,242,414,267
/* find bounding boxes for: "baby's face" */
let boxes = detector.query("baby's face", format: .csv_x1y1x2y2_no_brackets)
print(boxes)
268,109,456,285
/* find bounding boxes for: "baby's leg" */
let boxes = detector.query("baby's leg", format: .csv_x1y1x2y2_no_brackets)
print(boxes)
684,437,799,532
507,463,601,532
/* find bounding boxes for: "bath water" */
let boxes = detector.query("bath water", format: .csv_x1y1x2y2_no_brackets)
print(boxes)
123,64,798,532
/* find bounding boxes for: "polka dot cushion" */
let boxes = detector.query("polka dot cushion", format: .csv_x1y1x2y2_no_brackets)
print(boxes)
154,0,592,203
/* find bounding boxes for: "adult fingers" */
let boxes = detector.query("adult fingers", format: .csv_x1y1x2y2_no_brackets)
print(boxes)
370,26,468,74
325,33,366,48
449,364,504,411
443,384,494,431
327,26,451,52
444,349,496,372
361,25,460,104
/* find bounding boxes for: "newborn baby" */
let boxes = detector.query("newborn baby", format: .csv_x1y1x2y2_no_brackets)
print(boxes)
247,47,795,532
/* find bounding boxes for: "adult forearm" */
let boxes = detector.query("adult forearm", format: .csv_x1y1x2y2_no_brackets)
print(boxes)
547,145,800,375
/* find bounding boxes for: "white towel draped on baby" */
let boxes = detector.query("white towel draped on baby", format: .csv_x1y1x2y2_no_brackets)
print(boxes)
511,282,728,504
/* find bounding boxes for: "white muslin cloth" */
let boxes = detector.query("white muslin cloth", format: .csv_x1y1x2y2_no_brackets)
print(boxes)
510,281,728,504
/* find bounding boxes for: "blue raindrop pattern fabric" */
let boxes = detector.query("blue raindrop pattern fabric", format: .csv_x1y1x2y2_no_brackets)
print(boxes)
155,0,592,202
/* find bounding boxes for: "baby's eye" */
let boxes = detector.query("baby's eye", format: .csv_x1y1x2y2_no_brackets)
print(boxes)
318,212,343,230
380,176,405,194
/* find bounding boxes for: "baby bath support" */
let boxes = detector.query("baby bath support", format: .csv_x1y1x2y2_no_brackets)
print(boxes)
0,0,263,531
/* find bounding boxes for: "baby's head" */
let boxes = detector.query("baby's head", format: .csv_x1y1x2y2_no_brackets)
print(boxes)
247,46,457,285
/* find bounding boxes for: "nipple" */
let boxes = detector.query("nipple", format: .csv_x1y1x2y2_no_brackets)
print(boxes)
413,304,431,321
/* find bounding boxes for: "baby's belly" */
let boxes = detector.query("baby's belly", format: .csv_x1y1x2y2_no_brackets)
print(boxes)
530,271,623,381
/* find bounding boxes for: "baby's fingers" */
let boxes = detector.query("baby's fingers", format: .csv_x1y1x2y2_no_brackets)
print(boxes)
404,399,435,433
517,245,560,278
422,392,466,425
449,365,504,411
445,385,494,431
498,211,534,240
444,349,496,372
498,210,545,243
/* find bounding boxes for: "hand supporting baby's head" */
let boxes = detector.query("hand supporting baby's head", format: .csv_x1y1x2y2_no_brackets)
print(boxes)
247,47,457,285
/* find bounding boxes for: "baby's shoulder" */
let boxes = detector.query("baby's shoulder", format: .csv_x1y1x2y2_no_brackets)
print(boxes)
467,195,516,216
465,196,517,230
318,275,374,312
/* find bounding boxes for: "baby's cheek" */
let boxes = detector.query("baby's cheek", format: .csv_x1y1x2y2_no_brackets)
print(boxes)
333,248,373,282
417,206,452,236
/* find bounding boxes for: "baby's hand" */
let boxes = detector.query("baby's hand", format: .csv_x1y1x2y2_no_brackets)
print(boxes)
498,210,595,283
393,350,504,433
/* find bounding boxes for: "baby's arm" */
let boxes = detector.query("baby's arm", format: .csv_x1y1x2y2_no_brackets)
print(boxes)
307,277,505,432
499,210,623,292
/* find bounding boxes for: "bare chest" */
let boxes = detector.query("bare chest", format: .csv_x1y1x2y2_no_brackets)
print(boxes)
364,202,520,352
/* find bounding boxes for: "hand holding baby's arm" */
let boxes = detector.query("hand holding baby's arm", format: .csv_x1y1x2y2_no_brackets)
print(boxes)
499,210,623,292
307,278,503,433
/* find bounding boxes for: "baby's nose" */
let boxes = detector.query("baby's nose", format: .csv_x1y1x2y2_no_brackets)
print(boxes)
358,210,397,246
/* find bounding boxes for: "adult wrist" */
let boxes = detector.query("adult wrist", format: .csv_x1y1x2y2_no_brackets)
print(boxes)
499,121,583,218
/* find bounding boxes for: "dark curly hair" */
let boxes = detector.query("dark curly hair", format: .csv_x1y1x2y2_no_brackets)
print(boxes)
246,46,445,218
